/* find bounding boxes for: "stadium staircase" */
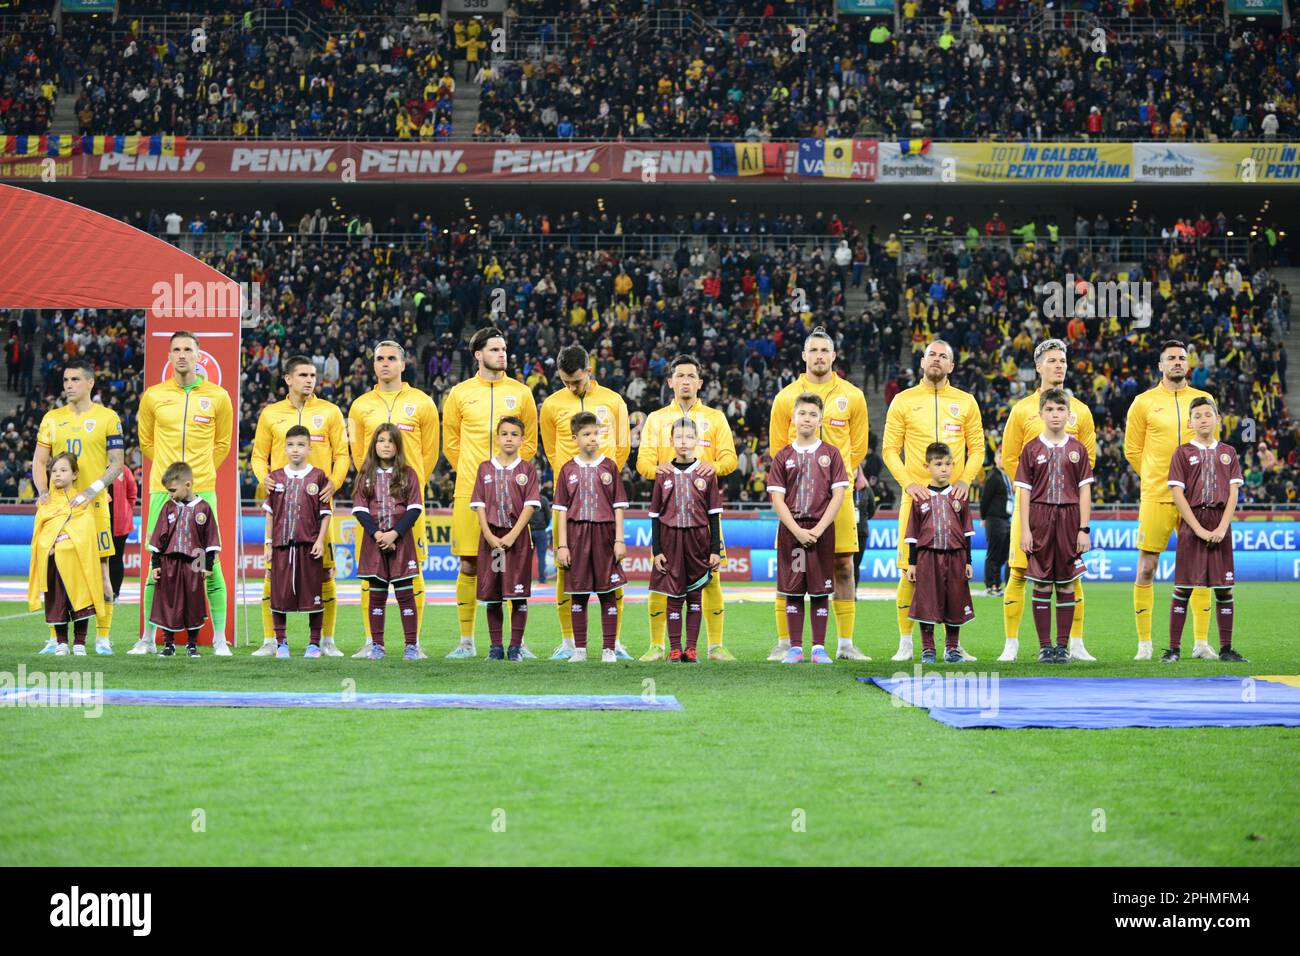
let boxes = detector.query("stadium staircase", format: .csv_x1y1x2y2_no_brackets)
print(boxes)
1274,267,1300,398
843,282,890,440
452,78,480,139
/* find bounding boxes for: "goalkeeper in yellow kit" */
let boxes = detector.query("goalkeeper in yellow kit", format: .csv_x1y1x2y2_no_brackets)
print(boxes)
636,353,738,661
442,327,538,659
882,339,984,662
250,355,350,656
997,339,1098,662
766,328,872,661
1125,340,1219,660
348,341,441,659
539,344,634,660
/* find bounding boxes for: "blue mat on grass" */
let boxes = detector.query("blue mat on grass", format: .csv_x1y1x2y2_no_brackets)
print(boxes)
861,675,1300,729
0,688,683,711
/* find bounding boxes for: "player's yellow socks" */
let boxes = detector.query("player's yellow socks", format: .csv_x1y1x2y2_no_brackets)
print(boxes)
412,573,427,638
359,578,370,640
832,598,856,643
645,589,667,647
260,575,275,640
96,600,113,640
1133,582,1154,642
556,566,575,641
895,576,915,639
774,596,789,641
614,586,625,644
1069,576,1085,639
455,570,476,639
702,572,725,647
320,576,337,638
1002,569,1027,639
1191,587,1211,643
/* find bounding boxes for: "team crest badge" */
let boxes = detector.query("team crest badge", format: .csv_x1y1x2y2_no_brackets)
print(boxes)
312,415,325,429
195,511,207,525
403,403,416,418
600,472,612,485
1069,451,1080,463
694,478,706,491
1068,412,1078,427
1220,453,1231,465
595,406,608,421
198,397,211,412
836,397,849,413
952,498,962,512
948,402,961,418
516,473,528,485
698,419,709,433
84,420,96,432
307,483,319,496
818,455,831,467
505,395,518,410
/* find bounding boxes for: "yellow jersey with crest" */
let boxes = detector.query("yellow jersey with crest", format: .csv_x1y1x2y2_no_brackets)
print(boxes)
1124,382,1219,503
348,383,441,486
769,374,869,471
1001,391,1097,481
442,373,538,498
882,381,984,490
539,379,630,472
36,402,124,494
251,396,350,494
635,400,736,480
138,376,233,493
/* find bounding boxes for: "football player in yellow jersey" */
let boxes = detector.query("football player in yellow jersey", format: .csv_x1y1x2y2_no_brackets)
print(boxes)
997,339,1098,662
442,327,539,658
882,339,985,661
32,360,124,655
128,332,234,655
540,345,634,660
249,355,350,657
348,340,441,659
635,353,738,661
766,328,872,662
1125,340,1218,660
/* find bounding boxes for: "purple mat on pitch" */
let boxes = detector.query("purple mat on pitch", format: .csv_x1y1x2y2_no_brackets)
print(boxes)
0,688,683,711
861,675,1300,728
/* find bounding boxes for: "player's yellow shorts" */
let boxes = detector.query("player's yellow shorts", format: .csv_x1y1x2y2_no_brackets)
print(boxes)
91,496,113,558
321,512,337,571
833,497,858,554
414,510,429,569
1136,498,1180,554
895,495,913,569
450,496,479,558
1008,495,1027,571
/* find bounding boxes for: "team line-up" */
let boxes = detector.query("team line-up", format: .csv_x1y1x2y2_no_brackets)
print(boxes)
29,327,1247,665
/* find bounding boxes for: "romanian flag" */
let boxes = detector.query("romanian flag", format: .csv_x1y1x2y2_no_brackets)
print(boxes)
2,136,42,156
899,138,932,156
45,135,79,157
709,142,766,177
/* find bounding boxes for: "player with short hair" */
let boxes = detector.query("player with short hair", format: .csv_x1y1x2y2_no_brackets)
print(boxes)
129,332,233,656
442,327,539,659
539,343,632,660
767,328,871,662
250,355,349,657
262,425,334,658
767,393,850,664
904,442,976,664
649,416,723,662
33,359,124,655
1014,389,1094,663
147,461,221,658
997,339,1098,662
636,353,738,661
882,339,985,662
1164,397,1247,662
470,415,541,661
348,340,441,659
553,410,628,663
1125,340,1219,660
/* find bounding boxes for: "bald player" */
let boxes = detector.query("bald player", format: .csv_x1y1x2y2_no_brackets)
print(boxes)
348,340,440,659
443,327,539,659
250,355,350,656
997,339,1098,662
767,327,871,661
882,339,985,662
1125,339,1219,660
636,353,738,661
539,344,633,660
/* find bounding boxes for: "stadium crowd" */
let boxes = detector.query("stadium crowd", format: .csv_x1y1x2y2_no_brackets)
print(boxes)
0,203,1294,513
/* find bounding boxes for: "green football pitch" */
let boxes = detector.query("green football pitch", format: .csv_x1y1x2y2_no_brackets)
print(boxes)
1,582,1296,866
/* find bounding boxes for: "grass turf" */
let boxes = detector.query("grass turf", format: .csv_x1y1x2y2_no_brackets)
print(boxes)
0,582,1296,866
